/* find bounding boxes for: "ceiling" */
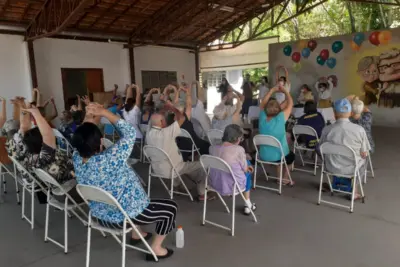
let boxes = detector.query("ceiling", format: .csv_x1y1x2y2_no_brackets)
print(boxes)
0,0,282,45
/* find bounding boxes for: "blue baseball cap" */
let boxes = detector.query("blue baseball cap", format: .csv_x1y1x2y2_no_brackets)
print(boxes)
334,98,352,113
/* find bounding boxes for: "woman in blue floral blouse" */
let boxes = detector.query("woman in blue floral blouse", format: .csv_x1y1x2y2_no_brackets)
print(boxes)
72,103,176,262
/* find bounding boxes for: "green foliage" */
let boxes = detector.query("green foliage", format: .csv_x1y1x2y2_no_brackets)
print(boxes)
243,67,269,84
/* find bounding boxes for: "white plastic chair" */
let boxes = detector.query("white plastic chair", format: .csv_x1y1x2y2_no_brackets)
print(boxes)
200,155,257,236
318,142,365,213
9,156,46,229
76,184,158,267
207,129,224,146
0,160,20,204
53,129,73,156
143,145,193,201
177,129,201,161
34,169,87,253
366,154,375,181
253,135,293,195
292,125,320,175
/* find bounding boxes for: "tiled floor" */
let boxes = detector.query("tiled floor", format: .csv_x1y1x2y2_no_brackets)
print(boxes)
1,126,399,267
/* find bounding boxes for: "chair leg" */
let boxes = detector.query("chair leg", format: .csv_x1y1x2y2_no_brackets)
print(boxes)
31,182,35,229
314,153,318,176
21,186,25,219
202,189,208,225
64,199,68,254
260,163,269,181
278,163,283,195
253,161,257,189
121,220,127,267
350,175,357,213
177,175,194,201
368,156,375,178
357,170,365,203
45,202,50,242
292,147,296,171
170,177,174,200
86,217,92,267
147,174,151,197
14,164,20,204
231,194,235,236
217,192,230,213
317,169,324,205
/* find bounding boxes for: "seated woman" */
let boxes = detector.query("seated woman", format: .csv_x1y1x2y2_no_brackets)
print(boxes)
212,90,243,131
259,85,295,186
296,84,314,107
72,103,176,261
349,96,375,153
209,124,256,215
173,84,210,161
6,97,79,204
297,101,325,148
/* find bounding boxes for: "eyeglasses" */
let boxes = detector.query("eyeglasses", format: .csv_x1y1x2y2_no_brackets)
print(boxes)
363,69,378,76
378,62,400,74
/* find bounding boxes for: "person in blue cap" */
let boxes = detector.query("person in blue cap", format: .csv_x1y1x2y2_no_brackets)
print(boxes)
319,98,371,199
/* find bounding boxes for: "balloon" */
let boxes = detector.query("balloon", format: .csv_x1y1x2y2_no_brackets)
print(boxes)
350,41,360,51
301,47,311,58
326,57,337,69
297,40,308,50
320,49,330,61
283,45,292,56
332,41,343,53
308,40,317,51
291,52,301,63
316,55,326,66
293,62,302,72
353,33,365,46
369,31,380,46
378,30,392,45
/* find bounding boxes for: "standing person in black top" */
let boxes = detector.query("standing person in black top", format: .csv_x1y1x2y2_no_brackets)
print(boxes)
241,73,255,118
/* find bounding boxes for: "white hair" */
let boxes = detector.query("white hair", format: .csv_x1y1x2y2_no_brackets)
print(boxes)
351,97,364,114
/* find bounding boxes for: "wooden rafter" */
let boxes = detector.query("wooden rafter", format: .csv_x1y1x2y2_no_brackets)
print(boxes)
0,0,12,17
88,0,122,28
103,0,141,31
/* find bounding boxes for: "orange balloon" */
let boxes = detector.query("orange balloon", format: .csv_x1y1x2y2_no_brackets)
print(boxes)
297,40,308,50
351,41,360,51
378,30,392,45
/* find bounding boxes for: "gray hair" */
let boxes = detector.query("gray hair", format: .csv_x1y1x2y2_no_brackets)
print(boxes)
351,97,364,114
222,124,243,143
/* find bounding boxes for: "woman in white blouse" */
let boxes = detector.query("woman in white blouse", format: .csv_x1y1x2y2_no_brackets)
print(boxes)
122,84,142,139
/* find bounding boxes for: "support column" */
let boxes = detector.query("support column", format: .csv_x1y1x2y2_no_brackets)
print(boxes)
195,47,200,81
27,40,38,88
128,43,136,84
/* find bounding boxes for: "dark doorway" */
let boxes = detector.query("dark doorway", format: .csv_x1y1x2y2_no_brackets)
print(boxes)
61,68,104,109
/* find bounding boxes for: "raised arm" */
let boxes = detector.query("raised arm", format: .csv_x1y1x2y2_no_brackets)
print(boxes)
163,84,177,102
145,88,161,103
231,88,245,102
12,98,30,133
77,94,83,110
23,105,56,149
279,86,293,120
260,87,278,110
232,93,243,117
0,97,5,129
35,88,42,107
133,84,142,108
161,101,184,126
184,85,192,119
125,84,133,102
46,97,58,122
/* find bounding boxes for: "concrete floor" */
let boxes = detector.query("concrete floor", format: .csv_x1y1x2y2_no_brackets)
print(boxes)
1,126,400,267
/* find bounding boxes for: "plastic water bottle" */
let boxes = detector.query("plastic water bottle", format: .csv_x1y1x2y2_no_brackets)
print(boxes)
176,226,184,248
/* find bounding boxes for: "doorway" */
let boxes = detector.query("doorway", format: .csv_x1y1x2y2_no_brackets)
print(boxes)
61,68,104,109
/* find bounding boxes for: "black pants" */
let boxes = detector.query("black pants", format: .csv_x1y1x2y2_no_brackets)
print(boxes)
98,199,178,236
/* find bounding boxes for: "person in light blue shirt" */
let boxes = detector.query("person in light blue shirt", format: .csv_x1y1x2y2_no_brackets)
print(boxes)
259,85,295,186
72,103,176,261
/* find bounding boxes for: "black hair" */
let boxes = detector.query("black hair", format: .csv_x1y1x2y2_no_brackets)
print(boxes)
302,84,311,91
124,98,134,112
218,78,230,96
262,76,268,83
72,122,103,158
279,76,287,82
71,110,84,125
304,101,317,115
23,127,43,154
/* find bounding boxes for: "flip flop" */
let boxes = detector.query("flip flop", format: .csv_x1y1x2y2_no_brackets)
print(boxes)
146,248,174,262
130,232,153,245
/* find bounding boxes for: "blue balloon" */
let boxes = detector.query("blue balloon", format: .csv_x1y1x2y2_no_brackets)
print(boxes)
327,57,337,69
301,47,311,58
283,45,292,56
353,33,365,46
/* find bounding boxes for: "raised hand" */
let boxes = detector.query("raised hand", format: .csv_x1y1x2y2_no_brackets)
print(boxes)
21,105,40,115
85,102,105,117
70,105,78,112
81,95,90,105
0,96,5,102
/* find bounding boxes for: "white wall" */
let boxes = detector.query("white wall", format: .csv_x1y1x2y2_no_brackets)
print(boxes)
134,45,196,88
0,34,32,119
34,38,130,121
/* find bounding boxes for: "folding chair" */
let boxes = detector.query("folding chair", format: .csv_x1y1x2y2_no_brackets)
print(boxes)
34,169,87,253
102,138,114,149
76,184,158,267
137,124,149,162
0,138,20,203
177,129,201,161
9,156,46,229
318,142,365,213
143,145,193,201
207,129,223,146
200,155,257,236
292,125,319,175
367,154,375,179
53,129,73,156
253,134,293,195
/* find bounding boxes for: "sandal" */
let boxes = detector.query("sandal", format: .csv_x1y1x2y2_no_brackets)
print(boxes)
146,248,174,262
198,194,216,201
130,232,153,245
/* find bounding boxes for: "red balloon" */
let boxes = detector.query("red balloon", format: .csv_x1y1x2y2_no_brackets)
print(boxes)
320,49,330,61
369,31,380,46
308,40,317,51
291,52,301,63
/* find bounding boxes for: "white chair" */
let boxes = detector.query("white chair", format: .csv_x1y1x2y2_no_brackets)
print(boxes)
137,124,149,162
177,129,201,161
53,129,73,156
318,142,365,213
76,184,158,267
143,145,193,201
34,169,87,253
200,155,257,236
102,138,114,149
101,116,120,143
0,160,20,204
207,129,224,146
367,154,375,180
253,135,293,195
9,156,46,229
292,125,319,175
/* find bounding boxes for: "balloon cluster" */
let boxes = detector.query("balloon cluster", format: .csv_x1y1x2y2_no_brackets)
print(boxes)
351,31,392,51
283,38,342,70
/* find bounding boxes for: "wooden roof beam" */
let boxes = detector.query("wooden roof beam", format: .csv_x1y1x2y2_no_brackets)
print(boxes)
0,0,12,17
103,0,142,31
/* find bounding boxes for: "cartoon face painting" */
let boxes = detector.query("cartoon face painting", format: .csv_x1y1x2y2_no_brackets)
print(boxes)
378,49,400,83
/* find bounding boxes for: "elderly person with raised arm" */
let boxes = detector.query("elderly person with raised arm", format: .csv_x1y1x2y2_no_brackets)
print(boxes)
348,96,375,153
212,89,243,131
72,103,176,261
258,85,295,186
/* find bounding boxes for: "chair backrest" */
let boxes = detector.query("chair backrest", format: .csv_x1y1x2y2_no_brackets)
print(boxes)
248,106,260,120
139,124,149,136
207,129,224,146
53,128,72,154
34,168,61,188
292,125,318,137
143,145,173,167
9,156,47,191
178,128,192,139
253,134,281,148
102,138,114,149
200,155,232,173
319,142,357,160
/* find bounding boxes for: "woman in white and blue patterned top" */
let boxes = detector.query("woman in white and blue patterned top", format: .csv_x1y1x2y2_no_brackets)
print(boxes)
72,103,176,262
